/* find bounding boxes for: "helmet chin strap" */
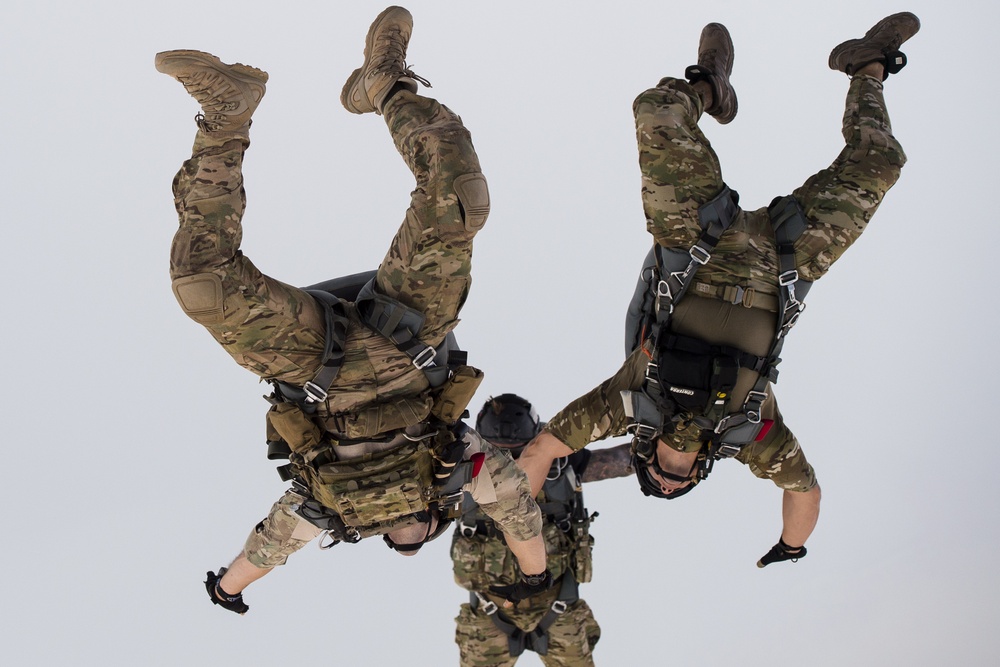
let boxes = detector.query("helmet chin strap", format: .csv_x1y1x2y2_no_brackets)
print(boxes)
632,446,703,500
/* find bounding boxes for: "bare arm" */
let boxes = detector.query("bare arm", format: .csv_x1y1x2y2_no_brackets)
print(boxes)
781,484,821,547
504,533,547,576
518,431,574,497
580,442,634,483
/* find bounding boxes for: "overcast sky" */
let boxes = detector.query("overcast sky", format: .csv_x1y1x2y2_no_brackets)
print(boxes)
2,1,997,665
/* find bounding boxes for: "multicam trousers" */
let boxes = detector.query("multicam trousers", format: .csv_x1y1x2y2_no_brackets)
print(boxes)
546,74,906,491
169,89,488,406
455,598,601,667
168,90,545,565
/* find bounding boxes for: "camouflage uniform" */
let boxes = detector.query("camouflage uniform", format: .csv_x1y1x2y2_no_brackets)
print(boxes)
545,74,906,491
452,451,601,667
170,89,542,564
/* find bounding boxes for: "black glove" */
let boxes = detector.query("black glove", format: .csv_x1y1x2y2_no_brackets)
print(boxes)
205,568,249,615
757,538,807,568
488,570,554,607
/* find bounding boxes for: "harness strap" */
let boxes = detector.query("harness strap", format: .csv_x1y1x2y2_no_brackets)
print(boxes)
355,278,453,388
627,189,820,483
708,196,814,456
472,572,580,657
691,281,779,311
270,290,350,410
652,185,740,326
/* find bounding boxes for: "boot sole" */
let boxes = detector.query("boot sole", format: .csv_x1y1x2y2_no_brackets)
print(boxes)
154,49,268,86
340,6,412,114
828,12,920,72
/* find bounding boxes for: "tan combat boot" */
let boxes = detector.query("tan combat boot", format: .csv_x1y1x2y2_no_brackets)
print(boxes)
341,6,429,115
829,12,920,78
685,23,737,124
155,50,267,132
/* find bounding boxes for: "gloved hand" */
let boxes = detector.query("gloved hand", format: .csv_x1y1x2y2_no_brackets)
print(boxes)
757,538,807,568
205,568,249,615
489,570,554,607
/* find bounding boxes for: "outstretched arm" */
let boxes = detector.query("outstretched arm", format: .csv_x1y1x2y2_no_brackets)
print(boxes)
504,533,547,576
519,431,575,497
758,484,822,568
579,443,634,483
782,484,821,547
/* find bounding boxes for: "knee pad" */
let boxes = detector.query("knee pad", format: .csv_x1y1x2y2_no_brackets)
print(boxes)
172,273,225,325
453,173,490,231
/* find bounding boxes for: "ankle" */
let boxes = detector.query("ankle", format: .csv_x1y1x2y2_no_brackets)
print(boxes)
853,61,885,80
692,79,714,110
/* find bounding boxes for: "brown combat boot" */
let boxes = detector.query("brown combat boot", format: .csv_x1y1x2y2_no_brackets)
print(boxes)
341,6,430,115
829,12,920,78
685,23,737,124
155,50,267,133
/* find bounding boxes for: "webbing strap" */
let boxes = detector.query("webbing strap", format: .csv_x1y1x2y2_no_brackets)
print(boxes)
355,278,453,387
297,290,350,406
473,572,579,658
711,196,813,454
652,185,740,326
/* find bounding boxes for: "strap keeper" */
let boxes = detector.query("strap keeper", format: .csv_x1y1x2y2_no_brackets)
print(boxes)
550,600,568,615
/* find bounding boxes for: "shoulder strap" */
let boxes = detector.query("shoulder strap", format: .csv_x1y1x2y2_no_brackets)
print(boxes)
623,184,740,360
355,277,460,388
710,195,814,456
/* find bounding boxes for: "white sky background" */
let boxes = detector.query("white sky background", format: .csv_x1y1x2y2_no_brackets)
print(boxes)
1,0,996,664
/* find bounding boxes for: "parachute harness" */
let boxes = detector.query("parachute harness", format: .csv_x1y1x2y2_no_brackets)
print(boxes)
623,188,812,497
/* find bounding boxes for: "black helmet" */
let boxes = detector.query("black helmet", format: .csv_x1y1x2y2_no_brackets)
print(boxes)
476,394,541,452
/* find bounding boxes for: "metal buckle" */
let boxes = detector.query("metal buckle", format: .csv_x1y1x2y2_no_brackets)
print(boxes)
303,381,328,404
318,530,340,550
778,269,799,286
437,490,464,510
656,278,673,300
644,362,659,383
551,600,568,615
458,520,476,538
716,443,742,458
629,422,658,443
475,593,498,615
412,346,436,370
690,245,711,265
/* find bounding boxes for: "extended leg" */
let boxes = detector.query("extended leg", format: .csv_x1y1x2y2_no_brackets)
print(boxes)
340,7,489,348
158,51,327,386
633,23,737,248
792,13,918,281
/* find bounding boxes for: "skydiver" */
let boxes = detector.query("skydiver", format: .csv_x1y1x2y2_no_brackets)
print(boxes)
155,6,547,614
518,13,919,567
452,395,632,666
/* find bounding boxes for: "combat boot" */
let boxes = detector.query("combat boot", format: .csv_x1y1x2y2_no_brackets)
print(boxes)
685,23,737,124
341,6,429,115
155,50,267,132
829,12,920,78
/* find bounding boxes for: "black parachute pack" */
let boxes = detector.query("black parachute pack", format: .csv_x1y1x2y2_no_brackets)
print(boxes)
622,188,813,496
264,270,484,547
